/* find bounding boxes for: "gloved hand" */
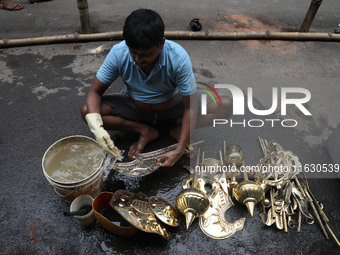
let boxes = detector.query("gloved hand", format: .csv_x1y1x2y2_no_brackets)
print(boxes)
85,113,120,158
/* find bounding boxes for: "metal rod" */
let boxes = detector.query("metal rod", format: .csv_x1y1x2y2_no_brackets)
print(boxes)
283,201,288,233
300,174,340,245
297,210,302,232
326,223,340,246
300,174,329,222
242,159,249,181
258,137,266,155
219,150,224,166
188,140,205,148
223,140,227,159
193,154,199,189
196,148,200,167
295,178,329,239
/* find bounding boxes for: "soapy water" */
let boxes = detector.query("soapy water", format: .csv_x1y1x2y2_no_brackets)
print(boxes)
46,142,105,183
102,151,124,181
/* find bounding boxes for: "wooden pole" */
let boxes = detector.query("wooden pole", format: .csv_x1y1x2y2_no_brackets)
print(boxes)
299,0,323,32
1,31,340,48
77,0,91,34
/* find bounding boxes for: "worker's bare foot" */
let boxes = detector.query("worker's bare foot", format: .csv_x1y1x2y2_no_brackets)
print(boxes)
128,127,159,159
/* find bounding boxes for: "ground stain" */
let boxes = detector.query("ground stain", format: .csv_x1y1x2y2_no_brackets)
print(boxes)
193,67,215,78
198,14,304,54
32,86,71,100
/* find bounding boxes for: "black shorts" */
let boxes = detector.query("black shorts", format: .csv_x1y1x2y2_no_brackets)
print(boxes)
101,90,209,124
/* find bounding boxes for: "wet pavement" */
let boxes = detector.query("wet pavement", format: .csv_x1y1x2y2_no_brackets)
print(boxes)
1,0,340,254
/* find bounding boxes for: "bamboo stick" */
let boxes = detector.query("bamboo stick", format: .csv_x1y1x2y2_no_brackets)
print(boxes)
299,0,323,32
77,0,91,34
1,31,340,48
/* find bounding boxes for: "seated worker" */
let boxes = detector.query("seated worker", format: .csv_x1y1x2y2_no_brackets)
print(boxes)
81,8,232,167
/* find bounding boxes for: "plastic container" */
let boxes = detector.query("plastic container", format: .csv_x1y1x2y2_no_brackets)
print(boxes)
42,135,105,203
93,192,137,237
70,195,96,227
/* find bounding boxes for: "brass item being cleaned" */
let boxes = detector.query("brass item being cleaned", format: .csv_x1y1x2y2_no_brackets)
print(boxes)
112,141,204,177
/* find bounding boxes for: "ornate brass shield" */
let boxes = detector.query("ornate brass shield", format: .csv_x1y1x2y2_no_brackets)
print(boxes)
149,196,181,227
109,190,171,240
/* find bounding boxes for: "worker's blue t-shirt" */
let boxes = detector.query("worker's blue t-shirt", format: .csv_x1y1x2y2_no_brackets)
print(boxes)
96,40,196,104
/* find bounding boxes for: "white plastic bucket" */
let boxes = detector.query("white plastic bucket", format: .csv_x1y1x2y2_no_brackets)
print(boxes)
42,135,105,203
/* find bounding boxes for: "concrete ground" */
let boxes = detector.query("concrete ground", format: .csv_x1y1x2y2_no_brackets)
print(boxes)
1,0,340,254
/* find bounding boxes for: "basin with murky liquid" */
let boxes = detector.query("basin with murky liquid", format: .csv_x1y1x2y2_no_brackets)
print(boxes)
42,135,105,203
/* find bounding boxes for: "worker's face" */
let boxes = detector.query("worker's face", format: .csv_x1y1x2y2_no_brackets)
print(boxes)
129,38,165,69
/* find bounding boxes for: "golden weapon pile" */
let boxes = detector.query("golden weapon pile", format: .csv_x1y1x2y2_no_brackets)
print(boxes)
175,138,339,246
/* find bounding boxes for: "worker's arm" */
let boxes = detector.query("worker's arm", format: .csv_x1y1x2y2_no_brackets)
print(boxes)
85,77,120,158
157,93,197,167
86,77,110,113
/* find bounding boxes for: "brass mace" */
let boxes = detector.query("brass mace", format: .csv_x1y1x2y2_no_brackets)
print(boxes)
225,144,264,216
176,148,210,229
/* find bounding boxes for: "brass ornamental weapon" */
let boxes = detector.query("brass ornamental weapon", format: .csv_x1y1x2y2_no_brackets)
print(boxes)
110,190,171,240
111,141,204,177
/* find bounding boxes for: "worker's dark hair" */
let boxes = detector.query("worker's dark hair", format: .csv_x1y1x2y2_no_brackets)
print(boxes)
123,9,164,50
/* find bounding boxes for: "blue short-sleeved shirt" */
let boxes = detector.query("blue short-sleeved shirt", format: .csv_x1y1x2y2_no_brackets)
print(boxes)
96,40,196,104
